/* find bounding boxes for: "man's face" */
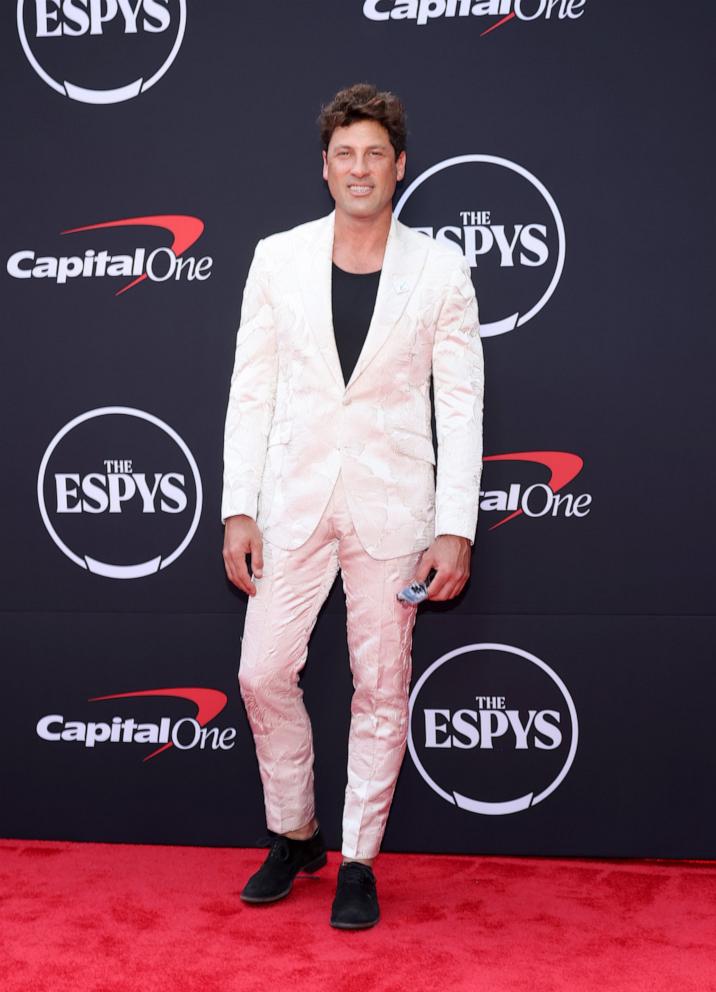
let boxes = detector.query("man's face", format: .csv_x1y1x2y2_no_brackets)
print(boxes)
322,119,406,220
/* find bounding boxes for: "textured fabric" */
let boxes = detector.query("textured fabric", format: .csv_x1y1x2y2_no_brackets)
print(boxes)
221,209,484,559
238,470,422,860
331,261,381,387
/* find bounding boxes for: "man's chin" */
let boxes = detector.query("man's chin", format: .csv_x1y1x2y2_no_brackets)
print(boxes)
336,198,389,220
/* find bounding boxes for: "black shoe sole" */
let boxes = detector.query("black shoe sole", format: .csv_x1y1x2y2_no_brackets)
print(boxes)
239,851,328,904
240,885,292,904
329,913,380,930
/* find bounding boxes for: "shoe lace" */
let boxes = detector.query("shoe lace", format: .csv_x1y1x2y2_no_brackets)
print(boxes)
341,862,374,890
266,835,291,864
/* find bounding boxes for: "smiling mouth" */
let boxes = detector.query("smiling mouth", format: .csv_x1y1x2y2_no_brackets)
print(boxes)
348,184,374,195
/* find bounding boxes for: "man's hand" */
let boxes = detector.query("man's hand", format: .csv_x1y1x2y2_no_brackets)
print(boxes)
413,534,472,602
223,514,264,596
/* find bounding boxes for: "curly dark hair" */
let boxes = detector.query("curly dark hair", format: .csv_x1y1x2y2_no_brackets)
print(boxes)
317,83,407,159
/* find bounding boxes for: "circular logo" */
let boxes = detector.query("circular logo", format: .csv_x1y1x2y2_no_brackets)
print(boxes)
408,642,578,814
17,0,186,105
394,155,565,337
37,406,202,578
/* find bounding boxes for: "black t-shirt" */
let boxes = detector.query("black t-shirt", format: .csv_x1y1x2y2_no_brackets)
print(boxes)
331,262,381,387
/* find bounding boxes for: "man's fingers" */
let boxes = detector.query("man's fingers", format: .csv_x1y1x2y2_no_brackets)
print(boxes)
426,567,451,600
235,555,257,595
413,556,436,583
223,547,256,596
223,553,242,592
223,518,264,596
429,572,468,602
250,535,264,579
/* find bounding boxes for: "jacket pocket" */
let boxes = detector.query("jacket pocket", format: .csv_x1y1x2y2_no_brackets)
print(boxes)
389,427,436,465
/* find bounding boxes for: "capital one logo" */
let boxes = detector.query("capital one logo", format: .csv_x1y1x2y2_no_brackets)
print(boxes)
37,407,202,578
395,155,565,337
481,451,592,529
408,643,578,814
17,0,186,104
7,214,212,296
37,687,236,761
363,0,587,30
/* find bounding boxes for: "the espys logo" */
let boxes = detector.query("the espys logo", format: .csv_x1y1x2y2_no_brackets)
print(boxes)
7,215,212,296
408,643,578,815
17,0,186,105
36,687,236,761
481,451,591,528
395,155,565,337
37,407,202,579
364,0,586,31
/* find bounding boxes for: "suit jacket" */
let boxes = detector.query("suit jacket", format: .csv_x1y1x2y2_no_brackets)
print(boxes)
221,208,484,560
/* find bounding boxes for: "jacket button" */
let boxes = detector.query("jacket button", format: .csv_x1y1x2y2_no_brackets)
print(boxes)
342,396,351,406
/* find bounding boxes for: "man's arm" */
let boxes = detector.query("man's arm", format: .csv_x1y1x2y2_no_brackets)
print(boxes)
221,238,278,525
414,255,484,601
221,238,277,595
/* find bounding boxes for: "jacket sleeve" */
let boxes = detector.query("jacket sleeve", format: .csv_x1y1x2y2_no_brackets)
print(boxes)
432,255,484,544
220,238,278,524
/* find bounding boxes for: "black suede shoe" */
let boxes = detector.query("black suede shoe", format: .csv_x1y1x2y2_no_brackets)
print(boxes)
240,827,327,904
329,861,380,929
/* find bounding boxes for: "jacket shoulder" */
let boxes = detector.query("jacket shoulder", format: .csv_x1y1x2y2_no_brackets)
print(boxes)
258,214,329,258
395,217,467,274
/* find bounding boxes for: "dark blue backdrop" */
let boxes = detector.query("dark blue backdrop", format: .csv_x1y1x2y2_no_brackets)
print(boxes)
1,1,714,857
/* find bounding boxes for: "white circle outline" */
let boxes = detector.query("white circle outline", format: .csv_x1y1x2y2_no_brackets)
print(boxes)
37,406,202,577
17,0,186,104
394,154,566,337
407,642,579,813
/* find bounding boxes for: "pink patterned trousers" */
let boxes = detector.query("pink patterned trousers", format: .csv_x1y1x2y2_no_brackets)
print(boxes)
238,470,423,860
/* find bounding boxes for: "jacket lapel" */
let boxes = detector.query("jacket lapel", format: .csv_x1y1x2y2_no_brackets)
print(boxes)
297,211,344,389
297,208,431,392
346,212,429,390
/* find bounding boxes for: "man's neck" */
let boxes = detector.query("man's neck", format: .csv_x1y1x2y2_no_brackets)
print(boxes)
332,206,392,274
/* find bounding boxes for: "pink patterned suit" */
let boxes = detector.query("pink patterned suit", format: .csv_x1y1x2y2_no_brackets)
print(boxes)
221,209,484,859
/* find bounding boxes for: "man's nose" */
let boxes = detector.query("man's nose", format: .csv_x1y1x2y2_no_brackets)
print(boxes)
351,156,371,176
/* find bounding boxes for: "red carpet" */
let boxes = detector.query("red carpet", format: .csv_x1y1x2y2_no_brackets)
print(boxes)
0,840,713,992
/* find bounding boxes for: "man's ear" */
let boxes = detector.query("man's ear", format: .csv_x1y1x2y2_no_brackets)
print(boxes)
396,150,406,182
322,149,328,181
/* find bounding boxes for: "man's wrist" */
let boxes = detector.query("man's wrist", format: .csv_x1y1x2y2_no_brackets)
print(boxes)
435,532,473,545
225,512,256,524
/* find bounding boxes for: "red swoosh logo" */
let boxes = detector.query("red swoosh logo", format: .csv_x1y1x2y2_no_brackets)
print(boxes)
88,687,227,761
483,451,584,529
481,11,516,36
61,214,204,296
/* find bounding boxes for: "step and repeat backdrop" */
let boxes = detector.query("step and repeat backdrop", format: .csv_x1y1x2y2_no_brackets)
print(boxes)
1,2,714,857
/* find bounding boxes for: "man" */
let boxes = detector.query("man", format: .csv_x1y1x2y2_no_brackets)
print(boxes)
221,83,484,929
